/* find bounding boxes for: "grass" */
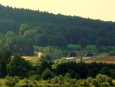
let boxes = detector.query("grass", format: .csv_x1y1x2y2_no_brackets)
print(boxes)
84,56,115,64
0,79,6,87
0,78,115,87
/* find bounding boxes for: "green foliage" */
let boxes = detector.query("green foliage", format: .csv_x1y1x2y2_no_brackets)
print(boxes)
96,74,112,85
99,67,111,76
58,75,64,85
109,51,115,56
7,56,32,77
64,73,71,83
79,38,89,48
19,24,32,35
85,77,95,87
0,51,11,77
29,74,41,80
67,44,82,50
100,82,110,86
5,76,19,87
86,44,96,50
41,68,54,80
0,5,115,55
36,46,64,60
37,60,51,74
67,69,80,79
51,76,60,84
18,79,38,87
109,69,115,78
87,69,95,77
84,74,113,87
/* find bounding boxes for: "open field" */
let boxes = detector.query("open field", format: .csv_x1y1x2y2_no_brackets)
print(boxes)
22,52,43,62
84,56,115,64
21,53,115,64
22,56,37,61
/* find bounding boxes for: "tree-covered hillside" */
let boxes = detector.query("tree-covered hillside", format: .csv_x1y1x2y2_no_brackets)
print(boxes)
0,4,115,55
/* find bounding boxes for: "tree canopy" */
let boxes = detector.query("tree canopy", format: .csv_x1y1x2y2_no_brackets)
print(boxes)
0,5,115,55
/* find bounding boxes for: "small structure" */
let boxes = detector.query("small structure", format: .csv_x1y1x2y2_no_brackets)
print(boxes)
68,51,77,57
86,52,94,57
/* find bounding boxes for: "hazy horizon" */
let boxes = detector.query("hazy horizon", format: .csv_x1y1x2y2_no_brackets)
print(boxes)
0,0,115,22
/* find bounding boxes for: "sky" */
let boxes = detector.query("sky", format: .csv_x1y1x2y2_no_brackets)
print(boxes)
0,0,115,22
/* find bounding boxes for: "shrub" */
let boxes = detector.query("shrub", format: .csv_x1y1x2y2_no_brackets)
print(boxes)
100,82,110,86
67,69,80,79
69,79,77,85
7,56,32,77
41,68,54,80
96,74,113,86
87,69,95,77
51,76,60,84
110,69,115,78
64,73,71,83
5,76,19,87
37,60,51,75
109,51,115,56
19,79,38,87
85,77,94,87
58,75,64,85
96,74,111,83
29,74,41,80
99,67,110,76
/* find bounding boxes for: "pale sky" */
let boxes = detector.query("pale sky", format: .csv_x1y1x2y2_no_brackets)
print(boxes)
0,0,115,21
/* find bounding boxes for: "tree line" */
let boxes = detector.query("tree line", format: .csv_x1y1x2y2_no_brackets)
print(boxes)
0,51,115,86
0,23,115,55
0,51,115,79
0,5,115,55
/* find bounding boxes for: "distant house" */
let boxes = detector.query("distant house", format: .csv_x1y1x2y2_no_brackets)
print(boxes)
86,52,94,57
68,51,77,57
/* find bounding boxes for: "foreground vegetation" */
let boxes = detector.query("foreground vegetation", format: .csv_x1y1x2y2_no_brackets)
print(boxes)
0,74,114,87
0,51,115,87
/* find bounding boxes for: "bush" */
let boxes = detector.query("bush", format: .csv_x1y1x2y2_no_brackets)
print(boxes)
41,68,54,80
110,69,115,78
87,69,95,77
96,74,113,86
86,78,99,87
64,73,71,83
99,67,110,76
100,82,110,86
84,74,113,87
51,76,60,84
67,69,80,79
37,60,51,75
85,77,94,87
58,75,64,85
18,79,38,87
96,74,111,83
29,74,41,80
7,56,32,77
5,76,19,87
109,51,115,56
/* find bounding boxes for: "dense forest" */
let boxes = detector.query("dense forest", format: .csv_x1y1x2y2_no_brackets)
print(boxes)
0,4,115,55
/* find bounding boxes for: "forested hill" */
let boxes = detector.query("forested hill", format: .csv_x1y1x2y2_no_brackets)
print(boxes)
0,4,115,55
1,4,115,32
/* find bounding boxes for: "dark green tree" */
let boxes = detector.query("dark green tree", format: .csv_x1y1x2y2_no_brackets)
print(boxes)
41,68,54,80
0,51,11,77
37,60,51,75
7,55,31,77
